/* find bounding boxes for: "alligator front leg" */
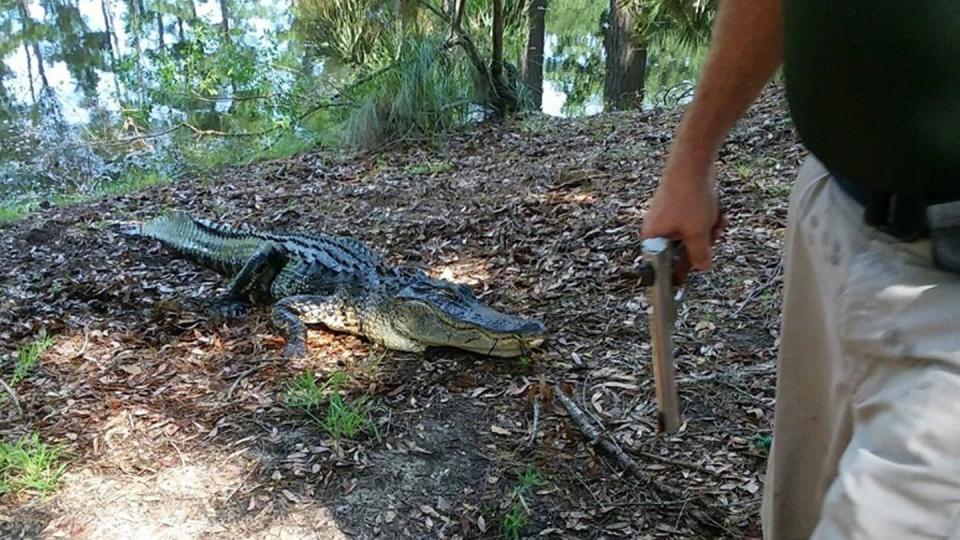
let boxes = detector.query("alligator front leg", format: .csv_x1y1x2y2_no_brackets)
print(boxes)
208,242,287,318
227,242,287,301
271,295,347,359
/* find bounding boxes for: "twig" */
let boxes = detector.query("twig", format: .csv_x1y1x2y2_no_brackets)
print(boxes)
637,451,724,477
733,260,783,316
553,385,649,482
167,436,187,467
0,378,22,418
226,366,260,400
91,122,186,147
554,384,710,505
169,92,275,103
526,395,540,447
223,461,261,503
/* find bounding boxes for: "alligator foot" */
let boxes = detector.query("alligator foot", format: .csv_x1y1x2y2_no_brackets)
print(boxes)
282,339,309,360
272,298,312,361
205,297,250,320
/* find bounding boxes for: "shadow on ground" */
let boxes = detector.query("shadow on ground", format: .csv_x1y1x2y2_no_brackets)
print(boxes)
1,87,801,539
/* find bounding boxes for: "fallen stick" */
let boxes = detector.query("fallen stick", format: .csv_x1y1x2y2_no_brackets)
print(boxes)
553,384,687,499
554,385,645,477
0,378,23,418
554,385,729,531
526,395,540,447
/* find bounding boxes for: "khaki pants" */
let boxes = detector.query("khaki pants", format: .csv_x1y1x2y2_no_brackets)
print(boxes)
761,158,960,539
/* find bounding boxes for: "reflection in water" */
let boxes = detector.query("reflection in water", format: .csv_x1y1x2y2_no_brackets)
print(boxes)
0,0,704,206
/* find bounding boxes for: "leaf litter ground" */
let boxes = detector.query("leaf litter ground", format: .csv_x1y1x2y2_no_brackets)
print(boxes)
0,87,803,539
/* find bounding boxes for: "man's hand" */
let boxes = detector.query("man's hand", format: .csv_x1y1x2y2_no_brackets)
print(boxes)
639,0,782,280
642,156,727,278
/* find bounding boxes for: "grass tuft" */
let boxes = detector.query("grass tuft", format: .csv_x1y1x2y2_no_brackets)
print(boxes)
320,394,372,439
343,37,474,148
0,433,67,496
501,501,527,539
284,371,372,440
284,370,339,410
0,201,38,224
11,332,54,386
404,160,453,176
501,468,543,539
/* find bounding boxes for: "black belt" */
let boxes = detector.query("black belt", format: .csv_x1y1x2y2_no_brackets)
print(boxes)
833,174,960,241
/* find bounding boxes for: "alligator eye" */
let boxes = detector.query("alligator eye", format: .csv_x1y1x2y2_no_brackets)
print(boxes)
434,288,460,301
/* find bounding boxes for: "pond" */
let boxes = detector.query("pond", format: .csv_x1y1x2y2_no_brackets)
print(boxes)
0,0,705,214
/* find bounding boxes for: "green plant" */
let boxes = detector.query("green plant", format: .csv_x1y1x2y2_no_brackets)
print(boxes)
404,160,453,176
734,162,753,178
285,371,371,439
11,332,54,386
319,394,372,439
0,433,67,496
284,370,348,409
0,201,38,224
518,468,542,490
501,501,527,539
501,468,542,539
342,37,474,148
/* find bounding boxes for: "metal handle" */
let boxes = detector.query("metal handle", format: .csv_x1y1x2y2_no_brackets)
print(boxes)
641,237,681,433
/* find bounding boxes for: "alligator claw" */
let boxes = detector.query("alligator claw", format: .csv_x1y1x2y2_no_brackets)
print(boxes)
282,340,309,360
206,298,250,320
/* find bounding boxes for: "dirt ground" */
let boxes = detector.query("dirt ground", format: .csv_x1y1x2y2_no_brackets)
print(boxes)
0,87,804,539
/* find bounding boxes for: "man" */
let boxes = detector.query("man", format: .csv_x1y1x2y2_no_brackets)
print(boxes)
642,1,960,538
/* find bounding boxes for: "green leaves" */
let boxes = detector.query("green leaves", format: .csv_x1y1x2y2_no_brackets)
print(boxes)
624,0,717,49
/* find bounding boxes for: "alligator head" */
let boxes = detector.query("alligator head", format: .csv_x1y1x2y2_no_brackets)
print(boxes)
378,275,546,357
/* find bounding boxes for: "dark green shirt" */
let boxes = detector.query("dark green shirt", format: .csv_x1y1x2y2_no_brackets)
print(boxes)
784,2,960,196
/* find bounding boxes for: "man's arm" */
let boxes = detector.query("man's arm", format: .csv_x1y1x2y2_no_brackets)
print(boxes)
642,0,784,271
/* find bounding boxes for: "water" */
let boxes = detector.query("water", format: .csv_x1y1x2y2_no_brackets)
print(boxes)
0,0,704,208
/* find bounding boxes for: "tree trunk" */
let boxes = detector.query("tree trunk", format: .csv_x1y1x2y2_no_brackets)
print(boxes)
520,0,546,109
395,0,417,30
603,0,646,110
491,0,504,81
18,0,49,90
177,16,185,42
100,0,125,101
219,0,230,42
128,0,146,105
488,0,518,115
157,11,165,49
103,0,122,54
23,42,36,103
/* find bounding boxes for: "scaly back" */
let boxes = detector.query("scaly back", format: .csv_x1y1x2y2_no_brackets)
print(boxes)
140,212,396,279
140,212,264,276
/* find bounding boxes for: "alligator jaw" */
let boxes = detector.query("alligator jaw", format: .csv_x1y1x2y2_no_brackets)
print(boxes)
390,278,547,358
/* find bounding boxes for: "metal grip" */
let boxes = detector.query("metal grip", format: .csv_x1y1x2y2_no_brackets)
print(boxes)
641,237,681,433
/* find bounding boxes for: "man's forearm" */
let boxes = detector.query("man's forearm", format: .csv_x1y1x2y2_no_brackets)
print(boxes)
672,0,783,166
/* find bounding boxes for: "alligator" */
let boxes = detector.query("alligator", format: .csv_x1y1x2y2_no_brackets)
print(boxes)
126,212,546,358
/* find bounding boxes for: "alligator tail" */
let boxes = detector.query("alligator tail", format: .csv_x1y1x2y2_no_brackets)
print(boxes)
139,212,261,276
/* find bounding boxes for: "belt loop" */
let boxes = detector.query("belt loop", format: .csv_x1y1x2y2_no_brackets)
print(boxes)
863,193,889,228
888,194,927,241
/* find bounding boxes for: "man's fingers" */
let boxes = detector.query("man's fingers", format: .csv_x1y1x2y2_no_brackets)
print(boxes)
673,248,693,284
683,233,714,270
711,213,729,243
